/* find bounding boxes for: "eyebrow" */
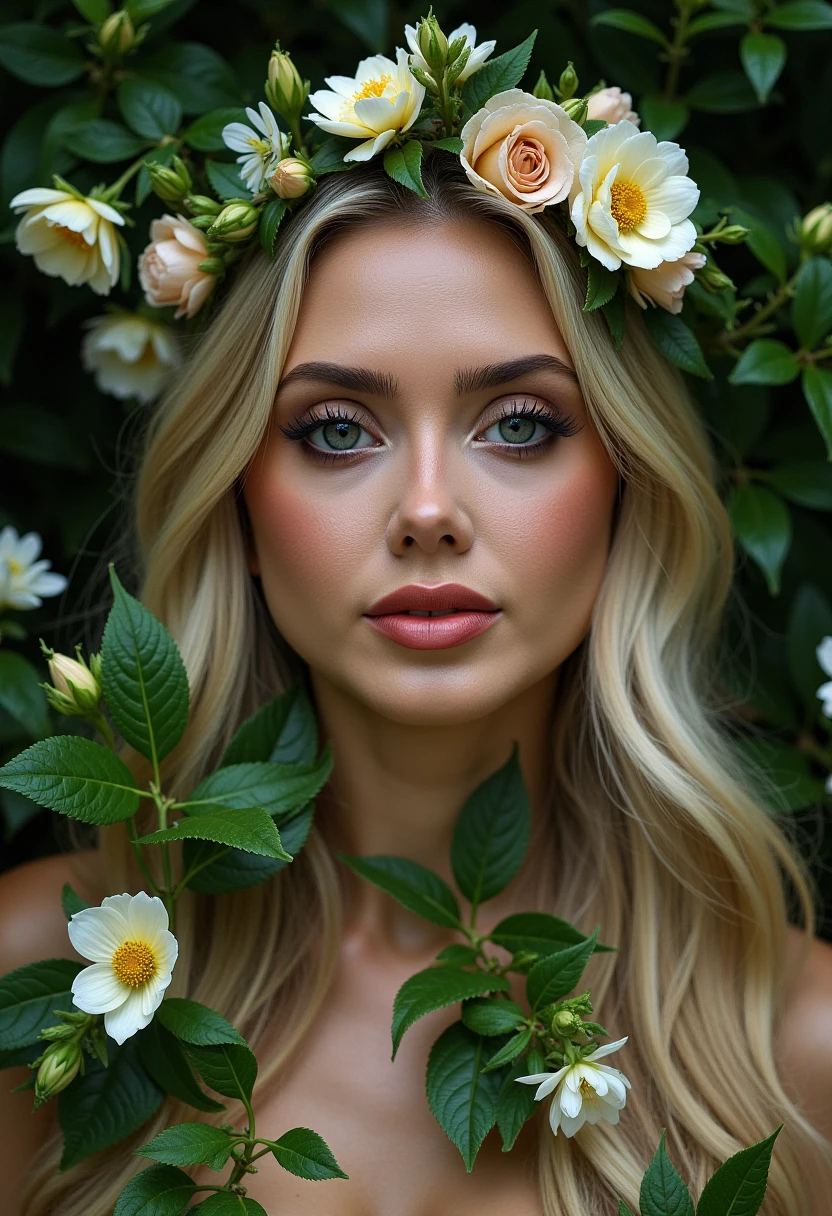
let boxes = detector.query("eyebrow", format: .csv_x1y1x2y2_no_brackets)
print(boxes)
277,361,399,398
454,354,579,395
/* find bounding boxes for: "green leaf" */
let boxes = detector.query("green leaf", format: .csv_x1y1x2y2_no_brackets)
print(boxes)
221,685,318,767
186,1042,257,1103
729,483,792,594
766,1,832,29
584,262,619,312
435,944,480,967
0,958,83,1051
802,366,832,457
696,1125,782,1216
589,9,669,45
482,1028,532,1072
182,803,313,894
426,1022,504,1170
740,33,786,102
134,805,292,861
136,1019,226,1113
73,0,111,19
638,95,689,140
792,257,832,350
58,1037,164,1169
642,309,713,379
383,142,428,199
114,1164,197,1216
461,31,538,114
731,207,788,282
190,1195,268,1215
729,339,799,386
0,736,140,825
0,651,49,739
786,583,832,704
461,997,526,1037
764,461,832,510
185,755,330,818
259,198,288,258
61,881,90,920
432,137,463,153
391,967,510,1058
638,1129,694,1216
495,1056,538,1151
205,159,252,201
338,854,462,929
308,135,356,175
267,1127,348,1180
155,998,246,1046
117,78,182,140
451,745,531,912
125,0,179,21
685,71,759,113
488,912,614,959
137,1122,236,1170
526,931,598,1011
687,12,750,34
602,289,626,350
63,119,148,163
138,44,242,113
0,24,85,86
182,107,248,151
582,120,608,138
618,1203,638,1216
101,567,190,767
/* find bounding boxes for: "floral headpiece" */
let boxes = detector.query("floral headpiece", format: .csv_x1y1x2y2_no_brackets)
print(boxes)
9,12,753,399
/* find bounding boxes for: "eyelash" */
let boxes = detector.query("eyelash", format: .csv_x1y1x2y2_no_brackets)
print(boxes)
277,399,581,464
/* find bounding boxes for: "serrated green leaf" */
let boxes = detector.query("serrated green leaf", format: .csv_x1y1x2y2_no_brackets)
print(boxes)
482,1028,532,1072
182,803,313,894
58,1037,164,1169
155,998,245,1047
182,107,248,151
766,1,832,30
134,805,292,861
61,882,89,920
590,8,669,45
309,134,356,175
526,931,598,1011
0,736,140,825
0,958,83,1051
696,1125,782,1216
585,262,619,312
488,912,614,959
450,745,530,912
495,1056,538,1151
190,1194,268,1215
0,651,49,739
792,257,832,351
618,1203,638,1216
267,1127,348,1180
582,119,608,138
383,141,428,199
101,568,190,767
259,198,288,258
0,23,85,86
642,309,713,379
426,1022,504,1170
114,1164,197,1216
117,77,182,139
639,1129,694,1216
461,31,537,114
339,854,462,929
136,1019,226,1113
729,483,792,594
740,33,786,103
136,1121,235,1170
221,684,318,767
432,136,463,152
802,366,832,457
205,159,252,201
435,945,480,967
392,967,509,1058
185,755,330,819
186,1041,257,1103
602,288,626,349
461,997,526,1037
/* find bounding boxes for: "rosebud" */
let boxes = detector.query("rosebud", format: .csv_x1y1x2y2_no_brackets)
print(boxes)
562,96,589,124
146,156,192,204
208,201,260,242
416,14,449,75
799,202,832,254
270,157,315,200
40,642,102,717
186,194,223,217
697,260,736,292
99,10,134,55
558,61,579,101
532,70,555,102
552,1008,583,1036
713,224,750,244
34,1042,82,1106
266,47,310,123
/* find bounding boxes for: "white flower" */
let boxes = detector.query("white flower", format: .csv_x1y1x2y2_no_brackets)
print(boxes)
81,312,180,403
306,49,426,162
628,250,707,314
586,86,640,127
9,187,124,295
222,102,290,192
0,527,67,612
569,120,699,272
516,1036,632,1137
404,21,496,84
138,214,217,320
817,636,832,717
68,891,178,1045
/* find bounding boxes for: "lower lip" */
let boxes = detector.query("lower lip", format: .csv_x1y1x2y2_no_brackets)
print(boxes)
363,611,501,650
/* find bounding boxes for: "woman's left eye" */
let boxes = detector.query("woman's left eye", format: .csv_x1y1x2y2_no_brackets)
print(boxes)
306,419,376,452
480,414,552,446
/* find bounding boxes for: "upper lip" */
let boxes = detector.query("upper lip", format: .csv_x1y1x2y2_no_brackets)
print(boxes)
365,583,499,615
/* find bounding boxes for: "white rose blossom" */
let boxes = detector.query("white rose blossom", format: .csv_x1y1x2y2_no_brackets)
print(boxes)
306,49,425,162
81,312,180,403
0,527,67,612
586,86,641,127
628,250,707,314
68,891,178,1045
404,21,496,84
9,187,124,295
516,1036,632,1137
569,119,699,272
222,102,290,192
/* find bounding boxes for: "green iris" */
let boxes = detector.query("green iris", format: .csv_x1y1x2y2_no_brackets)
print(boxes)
499,416,537,444
322,421,361,450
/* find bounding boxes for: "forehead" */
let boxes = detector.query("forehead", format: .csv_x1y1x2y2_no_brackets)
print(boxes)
285,217,574,372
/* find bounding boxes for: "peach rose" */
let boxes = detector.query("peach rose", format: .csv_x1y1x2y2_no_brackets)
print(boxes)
628,250,706,313
138,214,217,319
460,88,587,213
586,86,640,127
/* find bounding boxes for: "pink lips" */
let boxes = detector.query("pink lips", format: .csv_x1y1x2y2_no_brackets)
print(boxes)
363,583,501,650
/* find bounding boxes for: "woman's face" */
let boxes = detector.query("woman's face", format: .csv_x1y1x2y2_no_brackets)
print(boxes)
243,218,619,726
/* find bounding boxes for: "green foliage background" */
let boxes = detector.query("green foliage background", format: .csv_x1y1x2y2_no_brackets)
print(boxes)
0,0,831,937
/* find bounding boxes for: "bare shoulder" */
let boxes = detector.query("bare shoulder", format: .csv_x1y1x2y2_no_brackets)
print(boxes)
0,849,104,970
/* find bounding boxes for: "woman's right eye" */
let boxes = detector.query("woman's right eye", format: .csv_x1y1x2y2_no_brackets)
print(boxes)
306,419,376,452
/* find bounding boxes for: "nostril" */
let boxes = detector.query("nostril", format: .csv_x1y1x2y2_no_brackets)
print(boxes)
441,535,455,546
403,536,414,547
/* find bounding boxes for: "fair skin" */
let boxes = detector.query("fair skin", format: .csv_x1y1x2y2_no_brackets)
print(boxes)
1,219,831,1215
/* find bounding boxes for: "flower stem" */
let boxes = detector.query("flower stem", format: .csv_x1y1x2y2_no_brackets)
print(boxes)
127,816,159,896
715,272,799,348
101,155,148,204
663,4,692,102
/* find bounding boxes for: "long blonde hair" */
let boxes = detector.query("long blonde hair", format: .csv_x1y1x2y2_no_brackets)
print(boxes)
23,154,831,1214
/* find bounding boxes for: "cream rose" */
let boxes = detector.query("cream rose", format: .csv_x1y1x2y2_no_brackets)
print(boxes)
628,250,706,313
9,187,124,295
460,89,587,213
138,214,217,319
586,86,640,127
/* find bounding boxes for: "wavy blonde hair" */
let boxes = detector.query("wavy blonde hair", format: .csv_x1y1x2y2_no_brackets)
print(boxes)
23,154,831,1214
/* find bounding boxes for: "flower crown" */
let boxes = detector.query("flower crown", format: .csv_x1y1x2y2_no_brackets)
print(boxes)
9,12,752,395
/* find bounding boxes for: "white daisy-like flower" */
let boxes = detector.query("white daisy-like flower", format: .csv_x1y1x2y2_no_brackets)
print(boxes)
817,637,832,718
68,891,178,1045
9,187,124,295
306,49,425,163
222,102,290,192
516,1036,632,1137
0,527,67,612
404,21,496,84
569,120,699,272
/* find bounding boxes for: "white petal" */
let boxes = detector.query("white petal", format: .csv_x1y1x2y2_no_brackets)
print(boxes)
153,930,179,975
305,114,369,139
559,1107,588,1137
140,975,168,1018
548,1096,562,1135
637,209,671,240
585,1035,628,1061
307,91,345,123
13,532,42,567
355,54,398,84
353,93,408,133
222,122,258,153
10,188,72,209
647,176,699,225
816,637,832,677
343,129,397,162
322,76,361,99
72,962,128,1013
27,571,66,597
126,890,170,944
68,905,129,962
559,1082,583,1119
104,987,149,1044
86,198,124,225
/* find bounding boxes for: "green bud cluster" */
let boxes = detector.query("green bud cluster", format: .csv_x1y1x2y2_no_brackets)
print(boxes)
207,201,260,242
265,45,311,127
40,641,103,720
146,156,193,204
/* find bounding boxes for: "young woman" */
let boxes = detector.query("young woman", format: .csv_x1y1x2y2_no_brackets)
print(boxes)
2,154,832,1215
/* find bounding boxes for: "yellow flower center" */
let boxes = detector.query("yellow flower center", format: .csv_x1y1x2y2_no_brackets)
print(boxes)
112,939,157,987
246,136,271,156
7,558,24,576
579,1077,597,1100
54,224,90,250
353,74,392,100
610,180,647,233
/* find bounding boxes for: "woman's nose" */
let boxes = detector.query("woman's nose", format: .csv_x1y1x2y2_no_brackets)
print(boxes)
384,449,474,557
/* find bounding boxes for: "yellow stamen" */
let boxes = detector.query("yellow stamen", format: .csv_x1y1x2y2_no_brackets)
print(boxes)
353,74,392,100
609,180,647,233
7,558,24,576
579,1077,597,1100
53,224,90,250
112,939,157,987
